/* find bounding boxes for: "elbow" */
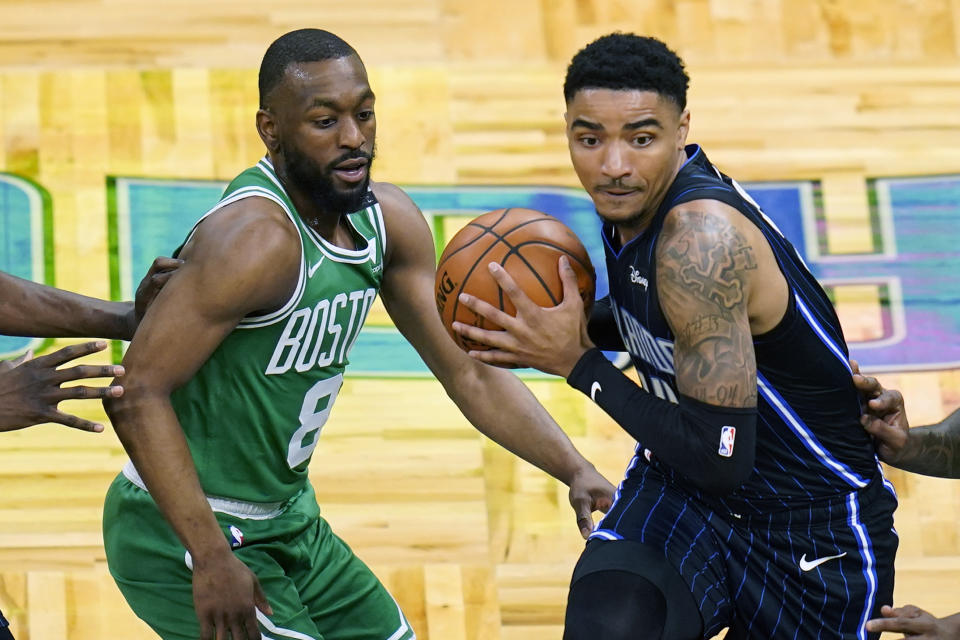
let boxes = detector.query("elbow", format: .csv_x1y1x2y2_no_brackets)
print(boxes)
102,377,165,427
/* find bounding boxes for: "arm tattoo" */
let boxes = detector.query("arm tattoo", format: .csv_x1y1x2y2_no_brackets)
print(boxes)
900,408,960,478
657,210,759,407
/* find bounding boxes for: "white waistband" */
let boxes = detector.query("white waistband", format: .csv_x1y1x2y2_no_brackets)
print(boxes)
121,460,286,520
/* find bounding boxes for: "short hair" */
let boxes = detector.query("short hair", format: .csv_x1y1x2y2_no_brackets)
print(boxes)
259,29,358,107
563,33,689,111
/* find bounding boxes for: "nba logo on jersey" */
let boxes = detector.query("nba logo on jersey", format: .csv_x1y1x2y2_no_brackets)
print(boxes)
229,525,244,549
718,426,736,457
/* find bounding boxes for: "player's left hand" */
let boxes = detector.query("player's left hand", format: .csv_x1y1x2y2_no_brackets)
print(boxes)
0,341,124,432
850,360,913,465
126,256,184,338
567,464,615,539
866,604,960,639
453,256,594,377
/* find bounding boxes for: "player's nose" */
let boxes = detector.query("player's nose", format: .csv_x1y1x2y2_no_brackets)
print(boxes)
338,116,365,149
600,142,631,181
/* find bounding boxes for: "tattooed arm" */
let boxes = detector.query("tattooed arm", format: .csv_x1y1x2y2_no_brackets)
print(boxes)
901,412,960,478
853,366,960,478
656,206,760,408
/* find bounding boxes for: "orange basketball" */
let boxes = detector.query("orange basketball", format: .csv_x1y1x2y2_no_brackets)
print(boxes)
435,208,596,352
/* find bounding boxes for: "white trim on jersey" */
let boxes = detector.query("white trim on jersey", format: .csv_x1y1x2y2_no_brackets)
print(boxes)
253,600,413,640
588,529,625,541
846,493,879,640
385,598,415,640
371,201,388,260
301,219,378,264
256,610,318,640
122,460,287,519
793,295,853,374
257,156,380,265
176,182,308,329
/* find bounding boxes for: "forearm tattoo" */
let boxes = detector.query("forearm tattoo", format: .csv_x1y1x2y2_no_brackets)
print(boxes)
902,408,960,478
657,210,758,407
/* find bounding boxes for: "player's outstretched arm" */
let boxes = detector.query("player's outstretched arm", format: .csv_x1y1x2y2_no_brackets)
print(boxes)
866,604,960,639
374,183,614,538
103,201,291,640
0,258,180,341
852,363,960,479
0,341,123,432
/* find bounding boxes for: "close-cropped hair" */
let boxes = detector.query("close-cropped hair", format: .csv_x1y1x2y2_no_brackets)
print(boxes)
563,33,689,111
259,28,357,107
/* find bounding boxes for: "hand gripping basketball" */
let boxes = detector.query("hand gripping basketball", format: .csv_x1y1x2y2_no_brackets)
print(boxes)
434,208,595,360
455,256,596,377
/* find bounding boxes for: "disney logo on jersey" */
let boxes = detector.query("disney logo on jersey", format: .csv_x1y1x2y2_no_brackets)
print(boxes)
266,288,377,375
628,265,649,290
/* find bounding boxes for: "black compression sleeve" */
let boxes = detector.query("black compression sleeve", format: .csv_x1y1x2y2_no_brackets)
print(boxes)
567,348,757,495
587,296,627,351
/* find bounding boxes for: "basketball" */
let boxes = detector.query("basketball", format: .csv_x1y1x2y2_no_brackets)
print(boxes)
435,208,596,352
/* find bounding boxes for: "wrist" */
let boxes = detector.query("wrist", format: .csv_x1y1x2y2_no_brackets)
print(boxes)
122,303,138,340
563,459,600,487
187,537,232,567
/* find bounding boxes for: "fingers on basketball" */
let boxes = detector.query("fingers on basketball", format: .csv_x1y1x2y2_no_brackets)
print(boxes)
435,208,595,353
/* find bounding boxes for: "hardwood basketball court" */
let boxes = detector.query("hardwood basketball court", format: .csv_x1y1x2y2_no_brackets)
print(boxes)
1,2,959,638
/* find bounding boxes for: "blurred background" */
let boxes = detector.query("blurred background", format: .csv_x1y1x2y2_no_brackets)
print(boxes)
1,1,959,638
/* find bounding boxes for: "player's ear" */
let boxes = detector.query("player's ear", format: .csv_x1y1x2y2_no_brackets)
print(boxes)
676,108,690,150
256,108,280,153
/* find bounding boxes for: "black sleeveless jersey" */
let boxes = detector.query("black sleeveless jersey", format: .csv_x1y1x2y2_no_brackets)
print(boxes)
602,145,885,515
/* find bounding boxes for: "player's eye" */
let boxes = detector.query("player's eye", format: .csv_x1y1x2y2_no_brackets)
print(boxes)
313,117,336,128
579,135,600,147
634,134,654,147
357,110,374,121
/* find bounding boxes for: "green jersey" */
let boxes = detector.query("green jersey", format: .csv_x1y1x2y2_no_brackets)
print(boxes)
139,157,386,503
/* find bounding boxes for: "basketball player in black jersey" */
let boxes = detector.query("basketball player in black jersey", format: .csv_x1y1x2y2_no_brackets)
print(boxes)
454,34,898,639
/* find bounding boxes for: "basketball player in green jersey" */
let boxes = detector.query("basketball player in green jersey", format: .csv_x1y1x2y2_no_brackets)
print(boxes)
102,29,614,640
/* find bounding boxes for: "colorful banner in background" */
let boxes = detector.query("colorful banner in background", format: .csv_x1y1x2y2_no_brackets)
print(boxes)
0,174,53,358
3,172,960,373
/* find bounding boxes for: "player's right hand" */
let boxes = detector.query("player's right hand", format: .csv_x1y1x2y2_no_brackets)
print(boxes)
568,464,615,539
865,604,960,639
0,340,123,432
192,550,272,640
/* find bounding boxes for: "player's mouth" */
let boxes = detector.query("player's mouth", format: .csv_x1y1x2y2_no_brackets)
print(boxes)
332,158,369,184
597,186,639,198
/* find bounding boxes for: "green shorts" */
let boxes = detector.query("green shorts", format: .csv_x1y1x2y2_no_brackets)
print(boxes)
103,473,414,640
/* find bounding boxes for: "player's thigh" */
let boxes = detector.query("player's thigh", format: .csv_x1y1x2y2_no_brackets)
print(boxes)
105,476,329,640
289,517,415,640
103,475,200,639
725,522,897,639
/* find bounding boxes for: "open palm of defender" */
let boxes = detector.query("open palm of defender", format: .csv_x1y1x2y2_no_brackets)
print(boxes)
453,256,593,378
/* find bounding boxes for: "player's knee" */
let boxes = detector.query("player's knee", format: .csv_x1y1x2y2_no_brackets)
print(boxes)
563,570,666,640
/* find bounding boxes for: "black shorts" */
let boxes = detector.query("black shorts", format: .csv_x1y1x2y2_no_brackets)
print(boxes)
575,461,899,639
